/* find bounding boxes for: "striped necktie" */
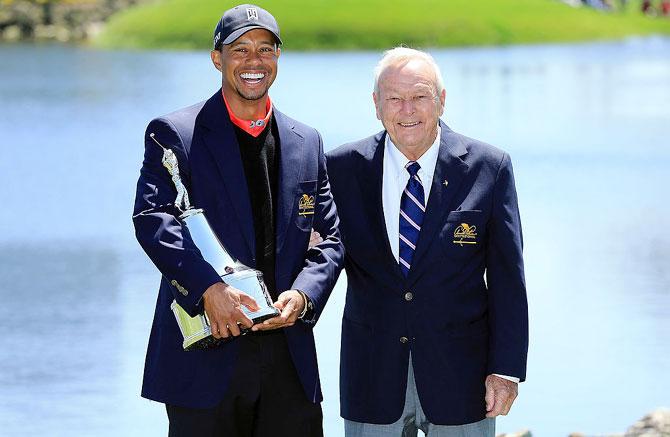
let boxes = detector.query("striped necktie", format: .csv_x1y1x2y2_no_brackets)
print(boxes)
399,161,425,277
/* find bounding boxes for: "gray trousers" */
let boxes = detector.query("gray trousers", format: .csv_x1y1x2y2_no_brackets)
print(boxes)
344,358,494,437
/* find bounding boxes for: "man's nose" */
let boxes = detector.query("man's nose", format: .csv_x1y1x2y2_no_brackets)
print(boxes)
246,49,262,64
401,99,416,114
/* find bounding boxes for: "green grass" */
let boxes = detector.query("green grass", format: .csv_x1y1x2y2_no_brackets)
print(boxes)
94,0,670,50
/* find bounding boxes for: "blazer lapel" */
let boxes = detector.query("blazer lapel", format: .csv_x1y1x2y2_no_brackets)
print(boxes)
360,132,405,279
274,109,303,254
408,122,469,280
197,91,255,259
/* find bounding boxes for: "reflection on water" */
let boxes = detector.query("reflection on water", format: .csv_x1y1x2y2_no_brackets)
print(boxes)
0,244,122,435
0,39,669,436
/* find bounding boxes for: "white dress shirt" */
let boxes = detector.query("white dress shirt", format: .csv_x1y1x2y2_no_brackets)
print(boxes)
380,126,519,385
382,126,441,262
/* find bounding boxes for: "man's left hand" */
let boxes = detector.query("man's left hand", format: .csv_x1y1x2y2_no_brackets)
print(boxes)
485,374,518,417
250,290,305,331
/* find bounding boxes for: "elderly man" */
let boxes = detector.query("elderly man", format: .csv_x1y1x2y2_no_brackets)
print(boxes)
326,47,528,436
132,4,343,436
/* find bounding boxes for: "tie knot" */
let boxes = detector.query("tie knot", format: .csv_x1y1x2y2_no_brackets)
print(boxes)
405,161,421,177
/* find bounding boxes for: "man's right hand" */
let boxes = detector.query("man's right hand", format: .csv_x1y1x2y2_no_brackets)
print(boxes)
202,282,259,339
309,229,323,248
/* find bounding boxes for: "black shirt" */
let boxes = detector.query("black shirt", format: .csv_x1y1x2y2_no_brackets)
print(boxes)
233,117,279,297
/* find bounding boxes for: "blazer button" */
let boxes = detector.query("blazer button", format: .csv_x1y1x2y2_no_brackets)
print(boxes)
400,336,409,344
404,292,413,301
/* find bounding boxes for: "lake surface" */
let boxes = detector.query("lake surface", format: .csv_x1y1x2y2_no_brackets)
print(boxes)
0,38,669,436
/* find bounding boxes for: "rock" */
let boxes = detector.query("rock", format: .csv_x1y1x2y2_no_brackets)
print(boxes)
2,24,22,41
568,408,669,437
569,433,623,437
497,408,669,437
0,0,149,42
85,21,104,39
33,24,71,42
497,430,532,437
625,408,670,437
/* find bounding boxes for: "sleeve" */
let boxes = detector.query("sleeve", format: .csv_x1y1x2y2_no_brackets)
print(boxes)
132,118,222,317
485,152,529,381
290,131,345,326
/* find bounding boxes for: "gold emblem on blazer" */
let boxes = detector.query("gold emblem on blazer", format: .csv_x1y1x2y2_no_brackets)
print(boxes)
298,194,315,216
453,223,477,246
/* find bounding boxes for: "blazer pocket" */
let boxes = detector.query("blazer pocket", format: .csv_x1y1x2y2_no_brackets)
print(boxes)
341,316,373,402
294,180,317,231
445,209,483,222
439,317,488,338
440,210,485,256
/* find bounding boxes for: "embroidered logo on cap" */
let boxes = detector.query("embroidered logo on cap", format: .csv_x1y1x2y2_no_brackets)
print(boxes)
247,7,258,20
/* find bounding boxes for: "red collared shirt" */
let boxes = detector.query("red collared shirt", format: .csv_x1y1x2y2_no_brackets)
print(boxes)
222,91,273,138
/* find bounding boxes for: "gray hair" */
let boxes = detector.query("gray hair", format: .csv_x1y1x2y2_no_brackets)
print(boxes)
373,47,445,97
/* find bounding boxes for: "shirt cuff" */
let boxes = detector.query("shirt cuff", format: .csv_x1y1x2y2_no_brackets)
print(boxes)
493,374,520,384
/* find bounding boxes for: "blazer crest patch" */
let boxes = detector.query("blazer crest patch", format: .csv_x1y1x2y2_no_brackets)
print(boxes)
298,193,315,216
453,223,477,246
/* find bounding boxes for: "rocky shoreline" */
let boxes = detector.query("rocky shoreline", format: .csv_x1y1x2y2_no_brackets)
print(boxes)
498,408,670,437
0,0,144,43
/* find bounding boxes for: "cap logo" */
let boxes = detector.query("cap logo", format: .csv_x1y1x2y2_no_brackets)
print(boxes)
246,7,258,20
214,31,221,47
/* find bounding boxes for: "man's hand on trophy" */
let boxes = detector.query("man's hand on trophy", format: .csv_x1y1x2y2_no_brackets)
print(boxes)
251,290,304,331
203,282,259,339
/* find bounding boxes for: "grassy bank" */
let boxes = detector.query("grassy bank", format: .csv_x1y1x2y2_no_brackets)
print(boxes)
94,0,670,50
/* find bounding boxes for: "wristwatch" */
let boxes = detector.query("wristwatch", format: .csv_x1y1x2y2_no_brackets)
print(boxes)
297,290,314,320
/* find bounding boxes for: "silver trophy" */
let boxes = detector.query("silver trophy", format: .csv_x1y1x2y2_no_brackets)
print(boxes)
150,133,279,351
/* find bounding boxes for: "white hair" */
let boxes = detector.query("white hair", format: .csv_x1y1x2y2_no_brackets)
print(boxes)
373,47,445,97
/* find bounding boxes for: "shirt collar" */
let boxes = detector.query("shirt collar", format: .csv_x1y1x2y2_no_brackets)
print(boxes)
385,124,441,181
222,91,273,138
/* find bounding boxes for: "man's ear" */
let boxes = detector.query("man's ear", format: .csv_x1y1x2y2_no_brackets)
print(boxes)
373,92,381,121
438,88,446,116
211,50,223,72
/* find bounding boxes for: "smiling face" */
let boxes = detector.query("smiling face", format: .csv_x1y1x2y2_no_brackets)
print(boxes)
211,28,280,114
374,58,445,160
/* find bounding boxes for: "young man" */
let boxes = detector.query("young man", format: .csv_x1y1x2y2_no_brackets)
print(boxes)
133,5,343,436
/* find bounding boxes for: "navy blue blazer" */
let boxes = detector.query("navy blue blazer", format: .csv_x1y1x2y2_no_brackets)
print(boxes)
133,90,343,408
326,122,528,426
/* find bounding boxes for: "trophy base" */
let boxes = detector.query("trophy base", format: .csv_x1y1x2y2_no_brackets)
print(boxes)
184,333,222,351
170,263,279,351
170,301,281,351
250,312,278,325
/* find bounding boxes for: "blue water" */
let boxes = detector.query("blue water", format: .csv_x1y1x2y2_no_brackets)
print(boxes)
0,38,669,436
